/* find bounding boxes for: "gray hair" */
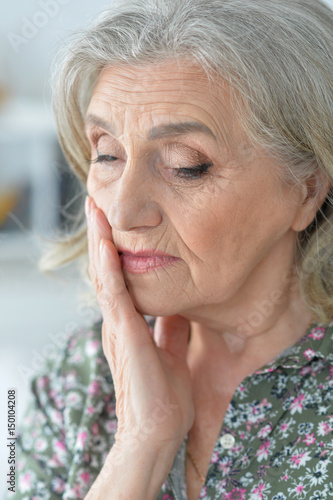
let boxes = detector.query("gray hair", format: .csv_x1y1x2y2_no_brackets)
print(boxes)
41,0,333,322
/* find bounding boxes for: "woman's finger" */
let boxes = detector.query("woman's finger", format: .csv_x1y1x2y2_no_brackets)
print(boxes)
85,196,96,283
99,238,138,322
93,202,113,242
86,196,148,342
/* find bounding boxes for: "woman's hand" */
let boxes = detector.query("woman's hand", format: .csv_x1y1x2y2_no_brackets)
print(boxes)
85,195,195,457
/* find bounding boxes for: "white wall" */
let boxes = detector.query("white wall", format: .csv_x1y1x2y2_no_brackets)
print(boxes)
0,0,112,99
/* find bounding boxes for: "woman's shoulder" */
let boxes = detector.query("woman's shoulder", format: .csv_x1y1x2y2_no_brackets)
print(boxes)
8,317,117,499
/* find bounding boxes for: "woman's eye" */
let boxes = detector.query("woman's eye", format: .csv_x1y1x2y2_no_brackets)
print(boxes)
172,162,213,180
90,149,214,183
91,153,118,164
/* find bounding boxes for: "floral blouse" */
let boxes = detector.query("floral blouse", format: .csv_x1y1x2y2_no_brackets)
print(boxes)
5,316,333,500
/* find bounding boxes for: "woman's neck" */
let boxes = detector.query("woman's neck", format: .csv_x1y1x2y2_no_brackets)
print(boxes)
185,288,314,397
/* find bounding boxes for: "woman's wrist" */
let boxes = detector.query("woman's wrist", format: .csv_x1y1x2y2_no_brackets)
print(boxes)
84,440,179,500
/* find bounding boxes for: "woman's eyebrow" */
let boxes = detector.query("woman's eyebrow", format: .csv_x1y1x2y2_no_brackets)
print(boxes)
85,113,216,140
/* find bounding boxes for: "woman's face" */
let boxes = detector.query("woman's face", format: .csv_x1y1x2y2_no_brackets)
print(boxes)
85,60,305,319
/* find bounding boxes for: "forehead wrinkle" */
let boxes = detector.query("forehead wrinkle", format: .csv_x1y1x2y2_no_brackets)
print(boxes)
88,71,244,155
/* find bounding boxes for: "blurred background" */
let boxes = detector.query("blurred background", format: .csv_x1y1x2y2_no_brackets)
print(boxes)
0,0,112,488
1,0,333,490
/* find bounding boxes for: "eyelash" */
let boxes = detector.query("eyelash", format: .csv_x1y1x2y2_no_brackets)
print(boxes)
91,154,213,181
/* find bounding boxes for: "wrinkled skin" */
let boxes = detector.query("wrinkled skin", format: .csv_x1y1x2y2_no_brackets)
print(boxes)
84,59,328,459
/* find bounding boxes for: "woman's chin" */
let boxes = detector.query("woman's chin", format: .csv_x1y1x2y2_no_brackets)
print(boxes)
123,267,191,318
126,285,183,318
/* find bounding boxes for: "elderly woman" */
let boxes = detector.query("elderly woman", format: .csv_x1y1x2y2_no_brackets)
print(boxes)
8,0,333,499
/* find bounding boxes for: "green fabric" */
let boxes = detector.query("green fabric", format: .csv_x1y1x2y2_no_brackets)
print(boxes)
4,316,333,500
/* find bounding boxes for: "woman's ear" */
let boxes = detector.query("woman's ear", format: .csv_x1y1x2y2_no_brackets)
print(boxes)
291,172,331,232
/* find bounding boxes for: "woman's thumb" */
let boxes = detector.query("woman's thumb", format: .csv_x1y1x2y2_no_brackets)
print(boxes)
153,315,191,360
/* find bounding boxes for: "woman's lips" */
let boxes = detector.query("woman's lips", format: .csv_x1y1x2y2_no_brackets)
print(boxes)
118,250,180,274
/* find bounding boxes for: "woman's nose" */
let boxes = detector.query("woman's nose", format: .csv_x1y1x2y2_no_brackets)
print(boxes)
107,161,162,232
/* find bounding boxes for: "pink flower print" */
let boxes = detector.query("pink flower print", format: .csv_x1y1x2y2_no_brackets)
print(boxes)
303,348,316,361
87,405,95,415
199,487,207,498
49,388,57,399
48,453,65,468
309,327,325,340
256,440,271,462
67,391,82,406
80,472,90,485
224,487,247,500
218,457,233,475
211,450,219,463
290,394,305,414
19,472,33,492
104,420,117,434
106,402,117,417
85,340,100,356
91,422,99,435
252,406,259,416
162,495,173,500
318,448,328,458
64,371,78,390
240,454,250,467
69,483,82,497
300,366,311,376
88,380,100,397
282,474,288,481
259,398,270,408
318,421,332,436
257,424,272,439
54,393,65,410
52,477,66,494
35,438,47,452
290,450,311,468
37,376,48,390
48,441,67,467
77,431,87,450
296,485,304,494
280,422,288,432
49,409,62,427
303,433,315,446
251,481,265,499
55,440,66,452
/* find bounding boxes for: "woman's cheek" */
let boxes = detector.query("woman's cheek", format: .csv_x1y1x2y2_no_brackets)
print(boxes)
86,170,105,199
